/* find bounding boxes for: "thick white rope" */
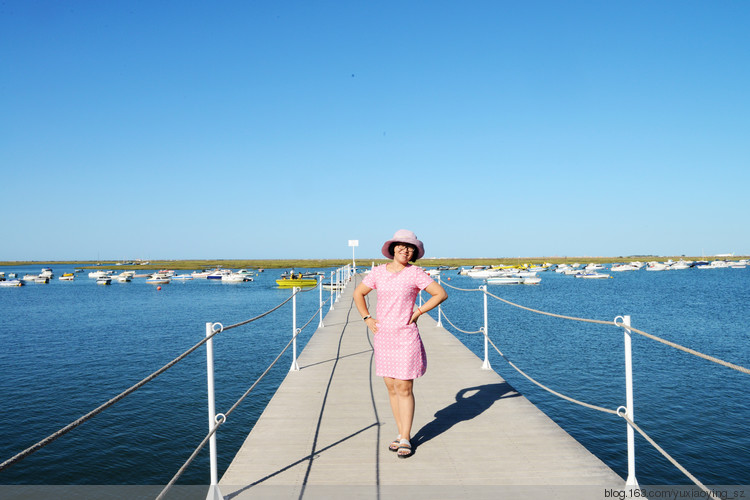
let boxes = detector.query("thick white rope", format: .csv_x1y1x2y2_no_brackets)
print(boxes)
485,335,617,415
618,411,722,499
483,290,750,375
0,292,297,472
439,309,483,334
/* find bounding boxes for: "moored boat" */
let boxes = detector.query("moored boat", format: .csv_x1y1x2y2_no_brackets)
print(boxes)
0,279,23,287
96,276,112,285
276,277,317,288
146,277,170,284
89,270,113,279
59,273,75,281
575,272,612,279
486,276,524,285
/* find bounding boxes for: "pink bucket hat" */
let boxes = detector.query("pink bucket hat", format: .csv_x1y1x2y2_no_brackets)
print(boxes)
381,229,425,260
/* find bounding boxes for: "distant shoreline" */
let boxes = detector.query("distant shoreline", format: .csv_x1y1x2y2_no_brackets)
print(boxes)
2,255,747,270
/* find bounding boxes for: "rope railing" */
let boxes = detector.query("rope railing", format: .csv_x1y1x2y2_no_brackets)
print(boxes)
483,335,618,415
618,411,721,499
0,277,326,476
439,276,746,493
483,289,750,375
157,320,309,500
164,268,348,496
439,309,483,334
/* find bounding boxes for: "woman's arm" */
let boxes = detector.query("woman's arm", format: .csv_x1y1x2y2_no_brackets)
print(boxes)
353,282,378,333
409,281,448,324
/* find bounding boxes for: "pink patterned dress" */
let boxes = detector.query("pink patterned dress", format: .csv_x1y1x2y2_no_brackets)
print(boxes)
362,264,434,380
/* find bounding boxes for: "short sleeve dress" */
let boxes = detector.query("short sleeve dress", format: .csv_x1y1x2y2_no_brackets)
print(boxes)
362,264,434,380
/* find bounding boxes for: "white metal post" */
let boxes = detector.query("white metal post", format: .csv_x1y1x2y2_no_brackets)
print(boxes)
335,267,341,303
290,288,300,371
205,322,219,485
349,240,358,273
481,285,492,370
436,274,443,327
620,315,638,487
318,275,324,327
329,271,334,310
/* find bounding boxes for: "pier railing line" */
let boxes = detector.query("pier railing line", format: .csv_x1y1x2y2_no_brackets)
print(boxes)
158,283,335,500
0,266,352,491
434,276,747,498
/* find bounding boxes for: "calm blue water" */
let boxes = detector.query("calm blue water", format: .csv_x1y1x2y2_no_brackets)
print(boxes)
1,264,748,485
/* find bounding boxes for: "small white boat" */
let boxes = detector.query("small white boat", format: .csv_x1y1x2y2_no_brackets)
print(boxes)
584,263,605,271
21,274,39,282
425,269,441,277
146,277,170,284
0,279,23,287
646,262,668,271
89,270,113,279
467,269,504,279
611,264,638,272
575,272,612,279
96,277,112,285
116,274,132,282
59,273,75,281
221,273,249,282
522,277,542,285
40,268,54,278
486,277,524,285
172,274,194,280
207,269,231,279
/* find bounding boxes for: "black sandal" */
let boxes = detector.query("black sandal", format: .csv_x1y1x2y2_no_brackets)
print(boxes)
397,439,412,458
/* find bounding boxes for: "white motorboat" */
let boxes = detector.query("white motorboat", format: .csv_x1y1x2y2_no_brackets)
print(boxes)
522,277,542,285
116,274,132,282
574,272,612,279
425,269,441,277
222,273,251,282
646,262,668,271
89,270,113,279
146,277,170,284
0,279,23,287
96,276,112,285
667,261,691,270
516,271,538,278
584,263,605,271
59,273,75,281
486,276,524,285
21,274,39,282
611,264,639,272
467,269,505,279
172,274,194,280
40,268,54,278
207,269,231,279
696,260,730,269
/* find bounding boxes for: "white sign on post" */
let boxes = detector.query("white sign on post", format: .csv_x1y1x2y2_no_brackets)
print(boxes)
348,240,359,269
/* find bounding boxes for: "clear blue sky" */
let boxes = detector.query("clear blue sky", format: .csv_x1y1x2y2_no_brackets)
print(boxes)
2,1,748,261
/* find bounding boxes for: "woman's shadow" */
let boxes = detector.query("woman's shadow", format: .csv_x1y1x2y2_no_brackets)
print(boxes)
412,382,519,448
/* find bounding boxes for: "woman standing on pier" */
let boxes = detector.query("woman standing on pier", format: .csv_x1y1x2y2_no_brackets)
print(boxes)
353,229,448,458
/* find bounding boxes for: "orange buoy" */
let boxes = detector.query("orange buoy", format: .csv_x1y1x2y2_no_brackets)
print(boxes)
157,286,162,290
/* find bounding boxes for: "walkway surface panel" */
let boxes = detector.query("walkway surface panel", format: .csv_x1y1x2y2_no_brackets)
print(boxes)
219,274,622,499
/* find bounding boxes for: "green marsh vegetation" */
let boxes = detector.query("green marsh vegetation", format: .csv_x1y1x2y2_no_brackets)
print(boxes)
2,255,746,270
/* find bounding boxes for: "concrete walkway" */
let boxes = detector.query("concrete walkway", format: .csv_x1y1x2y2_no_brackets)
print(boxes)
218,274,623,499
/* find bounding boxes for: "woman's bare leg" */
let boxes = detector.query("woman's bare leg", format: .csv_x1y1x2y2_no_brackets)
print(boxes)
383,377,403,437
